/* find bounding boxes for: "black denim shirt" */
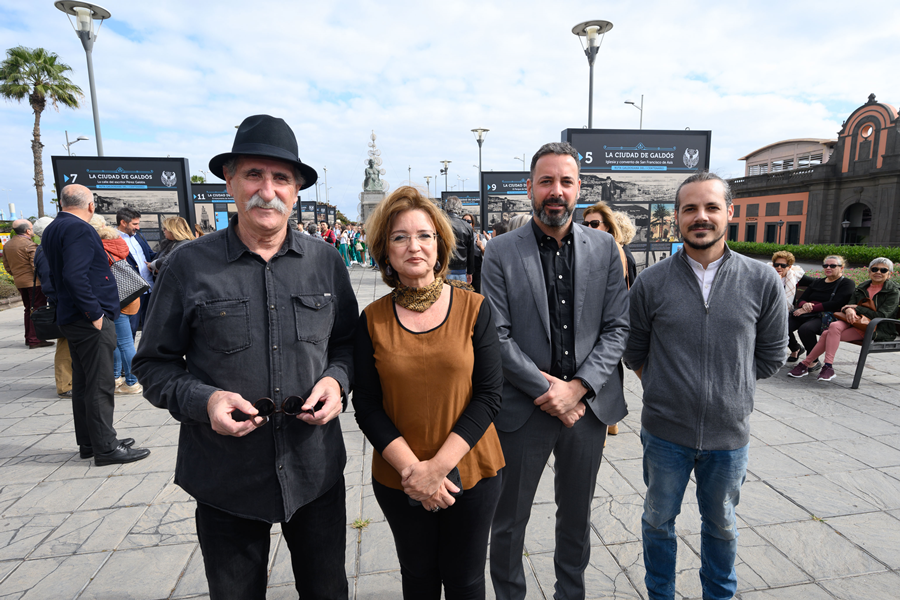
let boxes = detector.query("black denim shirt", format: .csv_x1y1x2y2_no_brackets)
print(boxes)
133,216,357,523
531,220,577,381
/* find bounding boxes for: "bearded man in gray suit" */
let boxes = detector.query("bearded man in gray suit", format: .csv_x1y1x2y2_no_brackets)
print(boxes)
482,142,630,600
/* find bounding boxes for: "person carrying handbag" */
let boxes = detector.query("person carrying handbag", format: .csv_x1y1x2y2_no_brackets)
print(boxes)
97,226,143,395
789,257,899,382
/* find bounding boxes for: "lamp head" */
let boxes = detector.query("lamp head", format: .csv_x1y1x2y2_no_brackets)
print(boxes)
471,128,489,141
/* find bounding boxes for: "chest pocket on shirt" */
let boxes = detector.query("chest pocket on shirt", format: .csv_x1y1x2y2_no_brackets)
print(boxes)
196,299,252,354
292,294,335,344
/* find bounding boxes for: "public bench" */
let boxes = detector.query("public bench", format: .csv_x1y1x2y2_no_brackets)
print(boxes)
846,317,900,389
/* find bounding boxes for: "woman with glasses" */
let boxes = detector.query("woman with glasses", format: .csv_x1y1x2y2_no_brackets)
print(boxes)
769,251,809,311
354,186,504,598
611,211,637,288
582,202,628,282
786,255,855,365
789,258,898,381
582,201,628,438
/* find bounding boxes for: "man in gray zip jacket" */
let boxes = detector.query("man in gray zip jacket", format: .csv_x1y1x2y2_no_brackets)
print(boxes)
623,171,787,600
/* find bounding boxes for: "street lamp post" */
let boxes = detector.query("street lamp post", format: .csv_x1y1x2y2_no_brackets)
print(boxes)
471,128,488,201
842,219,851,244
624,94,644,129
776,219,784,245
63,131,89,155
323,167,329,205
440,160,452,192
571,20,613,129
424,176,432,199
55,1,111,156
514,155,526,170
457,175,467,190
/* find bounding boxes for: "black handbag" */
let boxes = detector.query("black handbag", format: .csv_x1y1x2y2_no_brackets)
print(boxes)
109,257,150,308
30,271,62,340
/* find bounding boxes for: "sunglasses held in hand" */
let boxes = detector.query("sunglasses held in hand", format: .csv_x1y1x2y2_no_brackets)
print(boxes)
232,396,324,422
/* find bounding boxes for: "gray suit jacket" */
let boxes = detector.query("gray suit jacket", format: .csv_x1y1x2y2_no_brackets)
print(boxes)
481,221,630,433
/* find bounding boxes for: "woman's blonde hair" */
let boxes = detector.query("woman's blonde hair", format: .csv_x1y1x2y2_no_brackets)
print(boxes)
96,226,120,240
365,186,455,288
771,250,795,266
89,214,107,230
583,201,621,242
163,216,194,242
824,254,846,268
611,211,635,245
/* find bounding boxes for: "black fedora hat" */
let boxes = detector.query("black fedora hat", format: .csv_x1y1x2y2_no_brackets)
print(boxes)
209,115,318,190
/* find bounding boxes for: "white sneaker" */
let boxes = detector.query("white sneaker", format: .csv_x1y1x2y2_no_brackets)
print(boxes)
114,377,125,387
116,382,143,395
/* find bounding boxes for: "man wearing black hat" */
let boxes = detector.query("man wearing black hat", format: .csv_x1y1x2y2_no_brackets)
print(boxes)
134,115,356,599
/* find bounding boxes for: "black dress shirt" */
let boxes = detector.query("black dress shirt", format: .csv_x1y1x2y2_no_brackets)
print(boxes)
531,220,578,382
133,215,357,523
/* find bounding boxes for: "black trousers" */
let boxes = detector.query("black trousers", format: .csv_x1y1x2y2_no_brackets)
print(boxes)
373,471,502,600
472,256,483,294
60,316,118,453
19,285,47,345
195,476,348,600
788,313,821,354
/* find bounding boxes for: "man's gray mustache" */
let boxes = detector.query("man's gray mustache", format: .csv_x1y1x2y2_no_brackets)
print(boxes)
246,193,288,215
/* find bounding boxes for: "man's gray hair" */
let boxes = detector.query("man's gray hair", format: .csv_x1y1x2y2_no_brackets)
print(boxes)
445,196,463,214
12,222,30,235
59,185,92,209
222,156,306,189
870,257,894,271
674,171,733,211
530,142,581,179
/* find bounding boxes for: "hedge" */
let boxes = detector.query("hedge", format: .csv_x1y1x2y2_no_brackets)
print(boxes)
728,242,900,266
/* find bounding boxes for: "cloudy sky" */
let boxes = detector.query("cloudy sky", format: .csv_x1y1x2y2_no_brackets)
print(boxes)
1,0,898,220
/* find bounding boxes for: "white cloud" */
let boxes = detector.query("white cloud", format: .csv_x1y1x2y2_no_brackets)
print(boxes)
1,0,897,219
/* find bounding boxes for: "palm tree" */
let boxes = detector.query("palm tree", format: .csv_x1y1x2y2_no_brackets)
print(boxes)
650,204,671,240
0,46,83,217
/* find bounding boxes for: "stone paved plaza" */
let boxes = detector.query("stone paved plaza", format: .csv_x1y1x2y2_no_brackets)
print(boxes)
1,265,900,599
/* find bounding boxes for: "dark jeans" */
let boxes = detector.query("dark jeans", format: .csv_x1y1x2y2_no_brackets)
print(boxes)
641,429,748,600
195,476,348,600
788,313,821,354
374,472,502,600
60,316,118,453
19,285,47,345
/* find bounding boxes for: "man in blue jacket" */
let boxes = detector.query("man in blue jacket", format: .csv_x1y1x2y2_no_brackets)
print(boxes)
41,184,150,466
624,171,787,600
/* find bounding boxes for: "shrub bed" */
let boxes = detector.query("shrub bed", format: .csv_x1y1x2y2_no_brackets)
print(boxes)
728,242,900,266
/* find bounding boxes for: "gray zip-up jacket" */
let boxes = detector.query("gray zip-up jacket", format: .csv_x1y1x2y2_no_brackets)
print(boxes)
623,246,787,451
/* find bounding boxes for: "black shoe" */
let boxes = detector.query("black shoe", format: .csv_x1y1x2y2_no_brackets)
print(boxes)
786,349,805,363
93,442,148,465
80,438,135,459
58,390,73,398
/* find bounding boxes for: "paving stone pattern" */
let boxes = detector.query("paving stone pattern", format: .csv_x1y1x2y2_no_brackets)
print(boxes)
1,265,899,598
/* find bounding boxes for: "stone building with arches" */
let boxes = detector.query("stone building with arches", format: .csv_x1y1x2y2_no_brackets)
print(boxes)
727,94,900,248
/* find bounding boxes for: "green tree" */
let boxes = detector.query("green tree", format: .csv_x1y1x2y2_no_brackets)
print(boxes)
0,46,83,218
650,204,671,239
191,175,205,183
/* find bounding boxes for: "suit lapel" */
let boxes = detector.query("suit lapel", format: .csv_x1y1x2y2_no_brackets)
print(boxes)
516,227,551,339
573,224,589,332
